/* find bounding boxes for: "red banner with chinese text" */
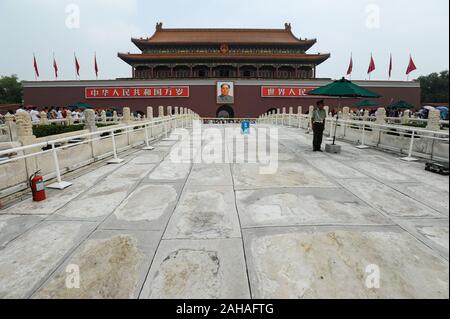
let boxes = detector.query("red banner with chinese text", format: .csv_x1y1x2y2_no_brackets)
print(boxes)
85,86,190,99
261,86,317,98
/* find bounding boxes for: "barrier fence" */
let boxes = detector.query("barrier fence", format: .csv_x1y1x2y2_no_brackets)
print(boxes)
0,111,198,197
258,112,449,162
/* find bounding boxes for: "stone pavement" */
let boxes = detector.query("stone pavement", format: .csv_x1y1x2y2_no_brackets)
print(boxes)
0,124,448,299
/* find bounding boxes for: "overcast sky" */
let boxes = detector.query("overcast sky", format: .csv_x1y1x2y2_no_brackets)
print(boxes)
0,0,448,81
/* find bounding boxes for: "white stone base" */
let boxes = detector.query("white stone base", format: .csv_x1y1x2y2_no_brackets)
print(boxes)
356,145,370,149
401,156,419,162
142,146,155,151
325,144,342,154
47,181,73,190
107,158,125,164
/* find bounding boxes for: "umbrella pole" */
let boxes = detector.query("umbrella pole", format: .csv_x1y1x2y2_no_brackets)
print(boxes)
332,98,341,145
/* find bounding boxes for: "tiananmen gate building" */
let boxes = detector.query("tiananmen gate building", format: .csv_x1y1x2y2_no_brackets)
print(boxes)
23,23,421,118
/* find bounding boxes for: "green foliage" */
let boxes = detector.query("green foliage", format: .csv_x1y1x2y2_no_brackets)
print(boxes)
33,124,85,138
417,71,449,103
0,75,23,104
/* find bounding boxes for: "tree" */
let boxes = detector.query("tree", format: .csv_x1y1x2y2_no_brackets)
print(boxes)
416,70,449,104
0,75,23,104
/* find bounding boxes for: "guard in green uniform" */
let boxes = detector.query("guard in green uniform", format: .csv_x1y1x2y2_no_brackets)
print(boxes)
311,100,327,152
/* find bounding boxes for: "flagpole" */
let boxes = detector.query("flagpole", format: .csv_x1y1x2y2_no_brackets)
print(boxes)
53,52,57,80
95,52,98,80
74,52,77,81
33,53,37,81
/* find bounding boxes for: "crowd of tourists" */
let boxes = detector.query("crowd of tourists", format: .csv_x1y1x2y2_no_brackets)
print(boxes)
0,106,124,125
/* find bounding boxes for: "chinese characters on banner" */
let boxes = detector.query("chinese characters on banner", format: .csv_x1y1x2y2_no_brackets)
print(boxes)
85,86,190,99
261,86,317,97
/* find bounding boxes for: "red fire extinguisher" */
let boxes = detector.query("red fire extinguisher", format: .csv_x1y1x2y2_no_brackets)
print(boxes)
29,170,46,202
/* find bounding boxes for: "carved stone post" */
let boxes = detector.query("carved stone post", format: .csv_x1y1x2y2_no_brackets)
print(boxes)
147,106,153,120
4,113,17,142
401,110,411,125
123,107,131,124
39,111,49,125
16,111,38,175
101,110,107,124
375,108,386,124
426,109,441,131
84,109,97,132
113,111,118,123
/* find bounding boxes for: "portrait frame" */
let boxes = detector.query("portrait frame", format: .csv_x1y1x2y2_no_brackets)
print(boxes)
216,81,235,105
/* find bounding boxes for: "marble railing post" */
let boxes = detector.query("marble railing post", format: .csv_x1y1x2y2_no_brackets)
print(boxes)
100,110,107,124
39,111,49,125
66,111,73,126
375,108,386,125
4,113,17,142
401,110,411,125
84,109,97,132
113,111,118,123
16,111,38,176
426,109,441,131
123,107,131,124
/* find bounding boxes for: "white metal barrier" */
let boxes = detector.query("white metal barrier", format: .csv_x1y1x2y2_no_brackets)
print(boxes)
258,113,449,162
0,115,194,192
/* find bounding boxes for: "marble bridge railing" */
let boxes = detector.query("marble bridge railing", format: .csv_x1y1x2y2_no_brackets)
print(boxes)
0,106,199,199
258,106,449,162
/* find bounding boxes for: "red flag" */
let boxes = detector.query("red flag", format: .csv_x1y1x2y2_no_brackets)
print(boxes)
75,54,80,77
33,54,39,78
53,56,58,79
94,53,99,77
367,55,376,74
346,54,353,76
406,55,417,75
388,54,393,79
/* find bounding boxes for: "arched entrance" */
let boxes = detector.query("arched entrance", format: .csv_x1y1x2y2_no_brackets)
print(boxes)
216,105,234,118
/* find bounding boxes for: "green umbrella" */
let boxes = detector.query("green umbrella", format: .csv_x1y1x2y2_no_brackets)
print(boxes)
306,77,381,145
387,100,414,110
69,102,94,110
307,77,381,98
355,100,379,108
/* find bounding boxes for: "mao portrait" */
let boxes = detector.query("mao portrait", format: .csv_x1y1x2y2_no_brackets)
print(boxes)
217,82,234,104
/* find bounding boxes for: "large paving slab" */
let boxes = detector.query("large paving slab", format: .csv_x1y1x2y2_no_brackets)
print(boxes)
148,160,191,182
0,163,120,216
305,158,367,179
32,229,160,299
338,179,443,218
236,188,391,228
243,226,449,299
101,183,182,231
164,185,241,239
0,221,97,298
139,238,250,299
232,162,337,189
394,218,449,260
49,178,137,221
0,214,46,248
186,164,233,187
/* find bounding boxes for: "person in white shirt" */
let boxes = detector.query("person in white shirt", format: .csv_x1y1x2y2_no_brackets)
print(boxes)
72,109,80,121
56,107,63,119
30,107,40,123
15,105,27,114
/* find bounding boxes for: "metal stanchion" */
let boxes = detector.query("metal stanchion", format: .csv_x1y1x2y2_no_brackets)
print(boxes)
401,130,418,162
142,123,154,150
107,130,124,164
47,142,73,190
356,121,370,149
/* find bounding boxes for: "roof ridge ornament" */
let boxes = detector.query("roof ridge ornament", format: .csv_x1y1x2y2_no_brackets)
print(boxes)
285,23,292,31
156,22,163,31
